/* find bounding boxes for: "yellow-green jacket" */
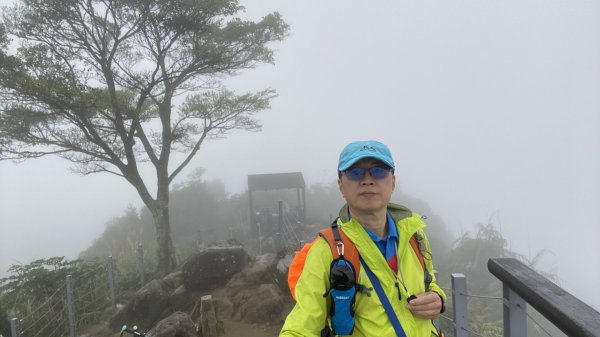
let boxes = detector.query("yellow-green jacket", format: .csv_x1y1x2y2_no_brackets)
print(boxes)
280,203,446,337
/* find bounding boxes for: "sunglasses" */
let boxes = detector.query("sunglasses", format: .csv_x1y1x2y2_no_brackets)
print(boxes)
343,166,392,181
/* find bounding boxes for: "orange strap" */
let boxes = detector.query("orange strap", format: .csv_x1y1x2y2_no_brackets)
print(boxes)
321,228,425,273
319,227,361,277
409,235,425,271
288,228,426,300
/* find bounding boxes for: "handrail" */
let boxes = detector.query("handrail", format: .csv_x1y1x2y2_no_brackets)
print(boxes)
488,258,600,337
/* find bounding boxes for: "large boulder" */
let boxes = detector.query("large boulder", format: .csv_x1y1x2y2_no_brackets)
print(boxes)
213,253,291,325
147,311,197,337
109,271,184,330
181,246,250,291
277,252,294,275
224,253,278,290
231,283,286,324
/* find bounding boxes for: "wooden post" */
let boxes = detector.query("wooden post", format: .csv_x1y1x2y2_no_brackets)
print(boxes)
200,295,218,337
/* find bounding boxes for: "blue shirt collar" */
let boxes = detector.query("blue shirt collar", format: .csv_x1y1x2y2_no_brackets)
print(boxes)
363,212,398,242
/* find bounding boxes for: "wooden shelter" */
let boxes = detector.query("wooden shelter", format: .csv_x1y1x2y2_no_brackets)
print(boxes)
247,172,306,225
247,172,306,252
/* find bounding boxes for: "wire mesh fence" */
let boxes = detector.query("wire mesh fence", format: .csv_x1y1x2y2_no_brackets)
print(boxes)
3,249,150,337
280,202,307,251
19,298,68,337
6,262,108,337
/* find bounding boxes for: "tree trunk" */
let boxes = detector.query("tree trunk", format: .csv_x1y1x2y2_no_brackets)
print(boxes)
149,200,177,276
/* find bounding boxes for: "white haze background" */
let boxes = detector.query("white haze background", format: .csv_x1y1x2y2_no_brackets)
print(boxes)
1,0,599,311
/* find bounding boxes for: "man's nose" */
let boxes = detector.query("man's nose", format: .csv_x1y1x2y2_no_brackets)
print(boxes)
360,171,375,184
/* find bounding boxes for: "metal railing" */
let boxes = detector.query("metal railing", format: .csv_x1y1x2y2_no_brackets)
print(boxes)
488,258,600,337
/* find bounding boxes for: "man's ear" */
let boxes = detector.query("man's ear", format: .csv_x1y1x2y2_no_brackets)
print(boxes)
392,175,396,191
338,178,345,198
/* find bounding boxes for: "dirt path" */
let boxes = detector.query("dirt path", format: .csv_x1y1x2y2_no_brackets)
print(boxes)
82,319,281,337
221,319,281,337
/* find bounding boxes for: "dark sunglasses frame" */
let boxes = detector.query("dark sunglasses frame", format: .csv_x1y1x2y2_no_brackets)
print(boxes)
341,166,393,181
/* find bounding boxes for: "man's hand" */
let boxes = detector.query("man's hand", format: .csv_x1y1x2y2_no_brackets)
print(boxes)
406,291,442,319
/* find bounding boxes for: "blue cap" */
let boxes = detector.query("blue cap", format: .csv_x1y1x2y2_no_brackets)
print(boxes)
338,140,395,172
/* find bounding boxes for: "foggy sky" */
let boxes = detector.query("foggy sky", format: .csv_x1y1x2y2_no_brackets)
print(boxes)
1,0,599,310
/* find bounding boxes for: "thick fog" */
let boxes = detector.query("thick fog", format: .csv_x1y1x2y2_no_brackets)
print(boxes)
1,0,598,311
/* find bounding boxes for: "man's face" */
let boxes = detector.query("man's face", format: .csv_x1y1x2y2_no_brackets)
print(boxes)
338,158,396,214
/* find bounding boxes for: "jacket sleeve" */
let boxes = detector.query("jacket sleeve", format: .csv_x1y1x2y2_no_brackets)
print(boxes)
279,238,332,337
419,229,447,307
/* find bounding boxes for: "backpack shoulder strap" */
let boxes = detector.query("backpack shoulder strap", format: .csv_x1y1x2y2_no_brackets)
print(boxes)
319,220,430,291
319,222,425,276
319,221,361,277
411,231,433,291
409,234,425,271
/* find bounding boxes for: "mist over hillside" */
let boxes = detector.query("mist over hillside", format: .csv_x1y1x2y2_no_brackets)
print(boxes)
1,0,598,315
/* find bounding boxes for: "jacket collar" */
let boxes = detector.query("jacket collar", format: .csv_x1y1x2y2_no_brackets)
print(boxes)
336,203,426,280
337,202,420,232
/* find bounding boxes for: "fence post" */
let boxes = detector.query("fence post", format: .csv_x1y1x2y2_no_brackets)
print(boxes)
107,256,116,309
451,273,468,337
10,318,19,337
66,275,76,337
503,283,527,337
137,244,145,287
277,201,283,250
257,223,262,254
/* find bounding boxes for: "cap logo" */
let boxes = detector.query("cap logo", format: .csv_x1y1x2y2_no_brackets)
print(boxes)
361,145,375,152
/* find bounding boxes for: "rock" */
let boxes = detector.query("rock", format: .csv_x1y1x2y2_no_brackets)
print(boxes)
210,253,294,325
224,253,277,291
232,283,285,324
109,271,183,330
181,247,250,291
147,312,197,337
247,254,278,280
162,270,184,289
105,247,296,335
171,284,195,309
211,296,234,321
276,252,294,274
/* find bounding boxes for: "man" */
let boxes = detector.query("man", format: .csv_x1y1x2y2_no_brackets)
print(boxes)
280,140,445,337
